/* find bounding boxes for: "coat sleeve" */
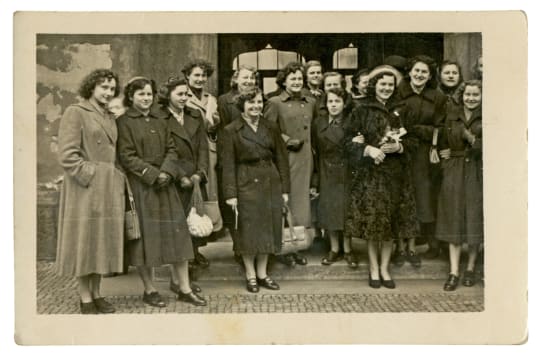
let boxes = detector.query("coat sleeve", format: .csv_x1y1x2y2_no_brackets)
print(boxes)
221,127,238,200
160,130,180,178
310,118,320,189
264,99,291,143
117,117,161,186
344,107,368,169
196,122,210,183
57,106,97,187
410,95,447,143
271,123,291,194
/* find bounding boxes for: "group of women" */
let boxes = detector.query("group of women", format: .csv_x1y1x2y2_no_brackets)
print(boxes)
54,53,484,313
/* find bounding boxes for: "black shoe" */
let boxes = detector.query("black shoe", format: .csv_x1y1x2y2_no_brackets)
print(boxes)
93,297,115,314
321,251,342,265
194,251,210,268
462,270,476,287
343,252,359,269
407,251,422,268
246,278,259,293
143,291,167,307
381,279,396,289
443,274,459,291
368,272,381,289
177,291,207,306
393,251,407,267
278,254,296,267
79,300,98,314
170,280,201,294
292,252,308,265
257,276,280,290
423,247,441,260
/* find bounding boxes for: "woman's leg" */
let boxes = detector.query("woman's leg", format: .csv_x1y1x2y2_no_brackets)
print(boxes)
367,240,380,280
172,260,191,294
255,254,269,279
77,275,93,303
379,241,394,280
343,234,352,254
466,244,479,272
169,266,180,286
89,273,102,298
448,243,462,276
137,265,158,294
328,231,340,253
242,255,256,279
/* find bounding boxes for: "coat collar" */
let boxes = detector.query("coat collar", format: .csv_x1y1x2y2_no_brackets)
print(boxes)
74,99,117,144
397,80,437,103
225,90,239,104
317,114,344,146
278,90,310,103
449,106,482,126
124,106,162,119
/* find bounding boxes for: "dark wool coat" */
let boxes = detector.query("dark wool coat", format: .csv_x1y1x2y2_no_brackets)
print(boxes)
343,99,418,242
435,105,483,245
264,90,317,227
117,107,193,266
221,117,291,255
394,80,447,223
55,100,126,277
311,114,350,231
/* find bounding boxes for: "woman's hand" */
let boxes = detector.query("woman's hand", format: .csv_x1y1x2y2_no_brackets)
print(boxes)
352,132,365,144
226,198,238,208
180,176,193,189
156,172,171,189
282,194,289,205
309,187,319,199
439,148,451,160
190,174,201,184
380,141,402,154
462,128,476,145
364,145,385,164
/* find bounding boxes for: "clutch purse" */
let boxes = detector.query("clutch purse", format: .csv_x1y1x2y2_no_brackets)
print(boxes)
125,180,141,240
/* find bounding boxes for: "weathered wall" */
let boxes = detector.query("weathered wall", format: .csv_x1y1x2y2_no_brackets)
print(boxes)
443,33,482,81
36,34,218,184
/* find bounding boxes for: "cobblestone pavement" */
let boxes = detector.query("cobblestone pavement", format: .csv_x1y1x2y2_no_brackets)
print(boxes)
37,262,484,314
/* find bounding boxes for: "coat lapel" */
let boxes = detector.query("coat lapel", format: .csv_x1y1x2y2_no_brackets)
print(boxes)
77,100,117,144
322,119,344,146
239,117,269,148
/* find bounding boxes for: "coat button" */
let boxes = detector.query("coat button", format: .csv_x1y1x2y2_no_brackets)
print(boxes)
254,178,259,183
301,104,305,108
97,139,101,144
288,104,292,108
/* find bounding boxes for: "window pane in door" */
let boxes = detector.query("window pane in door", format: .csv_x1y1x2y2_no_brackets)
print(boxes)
258,49,278,70
278,51,300,68
263,77,278,95
237,51,258,69
333,47,358,69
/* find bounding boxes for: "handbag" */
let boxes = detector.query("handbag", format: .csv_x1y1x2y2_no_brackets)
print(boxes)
124,180,141,241
279,204,313,255
186,180,214,237
429,128,440,164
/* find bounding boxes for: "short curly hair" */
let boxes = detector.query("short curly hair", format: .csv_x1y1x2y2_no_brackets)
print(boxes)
325,87,353,117
78,69,120,99
156,77,188,106
322,71,347,91
350,68,370,96
406,55,438,89
235,88,264,113
438,60,463,88
455,80,482,106
123,77,156,108
275,61,305,89
230,65,258,90
181,59,215,78
365,70,397,98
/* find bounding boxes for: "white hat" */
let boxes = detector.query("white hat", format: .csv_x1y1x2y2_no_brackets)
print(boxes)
368,65,403,86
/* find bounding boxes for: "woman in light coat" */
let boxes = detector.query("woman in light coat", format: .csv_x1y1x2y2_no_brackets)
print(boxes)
55,69,125,314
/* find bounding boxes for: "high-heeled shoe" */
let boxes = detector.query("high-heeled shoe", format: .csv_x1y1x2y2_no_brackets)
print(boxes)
246,278,259,293
443,274,459,291
292,252,308,265
79,300,98,314
170,280,202,294
368,272,381,289
462,270,476,287
177,291,207,306
257,276,280,290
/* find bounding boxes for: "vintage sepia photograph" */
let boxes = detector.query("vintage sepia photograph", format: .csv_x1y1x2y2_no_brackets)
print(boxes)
14,11,527,345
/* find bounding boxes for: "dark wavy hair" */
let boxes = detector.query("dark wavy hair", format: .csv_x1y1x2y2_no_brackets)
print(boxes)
123,77,156,108
157,77,188,106
78,69,120,99
406,55,438,89
325,87,353,117
438,60,464,88
275,61,305,89
230,65,258,90
235,88,264,113
322,71,347,91
365,70,397,98
350,68,370,96
181,59,215,78
455,80,482,106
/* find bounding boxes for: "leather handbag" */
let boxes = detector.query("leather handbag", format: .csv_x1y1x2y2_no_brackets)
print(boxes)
429,128,440,164
124,180,141,241
280,204,312,254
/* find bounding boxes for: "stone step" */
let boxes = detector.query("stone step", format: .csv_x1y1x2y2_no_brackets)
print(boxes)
152,235,483,282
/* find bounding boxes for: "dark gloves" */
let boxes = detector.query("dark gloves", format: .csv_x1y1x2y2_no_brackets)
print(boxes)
286,138,304,152
155,172,171,190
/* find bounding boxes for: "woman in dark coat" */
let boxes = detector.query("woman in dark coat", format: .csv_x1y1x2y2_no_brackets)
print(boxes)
393,55,447,268
56,69,125,314
155,77,210,296
264,61,317,266
311,87,357,268
436,80,483,291
344,67,418,289
222,88,291,293
117,77,206,307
